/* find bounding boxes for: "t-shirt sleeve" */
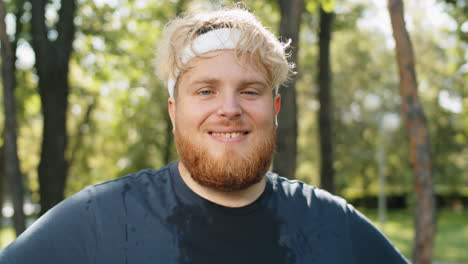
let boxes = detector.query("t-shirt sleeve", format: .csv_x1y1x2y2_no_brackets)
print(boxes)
0,187,98,264
347,205,409,263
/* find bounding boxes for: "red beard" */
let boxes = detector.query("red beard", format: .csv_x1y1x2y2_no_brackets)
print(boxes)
175,126,276,192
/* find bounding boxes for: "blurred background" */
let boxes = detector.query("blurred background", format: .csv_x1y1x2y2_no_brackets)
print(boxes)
0,0,466,263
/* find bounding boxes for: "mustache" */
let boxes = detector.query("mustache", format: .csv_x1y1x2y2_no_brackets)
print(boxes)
206,119,246,128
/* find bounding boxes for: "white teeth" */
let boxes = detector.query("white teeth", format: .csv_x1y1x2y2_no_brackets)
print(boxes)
212,132,243,138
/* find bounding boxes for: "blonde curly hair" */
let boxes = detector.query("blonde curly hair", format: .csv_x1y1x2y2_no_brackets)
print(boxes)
155,7,294,97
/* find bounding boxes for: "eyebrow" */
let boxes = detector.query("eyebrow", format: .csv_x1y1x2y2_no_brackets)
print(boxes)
189,78,268,88
189,78,220,86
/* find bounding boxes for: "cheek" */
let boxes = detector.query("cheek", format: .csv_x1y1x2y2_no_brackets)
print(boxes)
175,103,213,130
247,104,276,129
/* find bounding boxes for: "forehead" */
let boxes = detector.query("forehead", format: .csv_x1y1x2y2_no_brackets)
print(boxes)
180,50,269,85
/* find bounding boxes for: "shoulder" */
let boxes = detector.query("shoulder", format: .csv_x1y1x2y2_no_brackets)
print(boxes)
267,173,408,263
92,164,172,190
0,164,176,264
267,172,349,214
88,163,173,199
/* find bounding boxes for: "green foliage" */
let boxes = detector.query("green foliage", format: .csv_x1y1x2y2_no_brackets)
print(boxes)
320,0,335,13
306,0,336,14
440,0,468,43
296,0,467,198
0,226,15,249
409,8,468,192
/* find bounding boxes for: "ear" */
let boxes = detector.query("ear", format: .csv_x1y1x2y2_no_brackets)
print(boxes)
168,97,176,131
274,94,281,127
274,94,281,115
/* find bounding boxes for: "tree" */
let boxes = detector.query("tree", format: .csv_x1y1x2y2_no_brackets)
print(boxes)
317,6,335,193
387,0,436,263
0,0,26,235
274,0,304,179
31,0,77,215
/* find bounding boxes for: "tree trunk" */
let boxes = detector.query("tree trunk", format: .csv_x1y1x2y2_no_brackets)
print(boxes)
273,0,304,179
387,1,436,263
317,7,335,193
31,0,77,215
0,0,26,235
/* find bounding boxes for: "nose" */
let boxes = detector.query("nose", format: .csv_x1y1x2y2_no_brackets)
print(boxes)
216,93,242,119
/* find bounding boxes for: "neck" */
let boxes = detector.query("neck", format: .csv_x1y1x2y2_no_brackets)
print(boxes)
178,161,266,208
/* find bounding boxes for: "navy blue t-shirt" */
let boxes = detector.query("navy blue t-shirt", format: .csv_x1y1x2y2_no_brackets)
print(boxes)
0,162,408,263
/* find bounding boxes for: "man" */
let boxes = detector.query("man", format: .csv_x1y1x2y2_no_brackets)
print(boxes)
1,7,408,264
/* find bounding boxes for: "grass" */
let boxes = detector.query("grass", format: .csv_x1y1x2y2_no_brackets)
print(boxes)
1,209,467,262
360,208,468,263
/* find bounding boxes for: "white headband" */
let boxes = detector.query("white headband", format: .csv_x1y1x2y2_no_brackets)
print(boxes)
167,28,242,97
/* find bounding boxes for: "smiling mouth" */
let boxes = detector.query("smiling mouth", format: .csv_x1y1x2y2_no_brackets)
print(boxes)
209,131,249,138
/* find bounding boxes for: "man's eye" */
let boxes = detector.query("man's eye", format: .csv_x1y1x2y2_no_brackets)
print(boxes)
199,90,213,95
242,90,260,96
